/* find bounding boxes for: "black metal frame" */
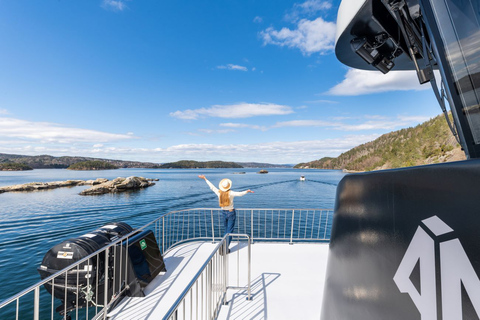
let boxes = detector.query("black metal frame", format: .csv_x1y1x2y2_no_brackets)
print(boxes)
419,0,480,158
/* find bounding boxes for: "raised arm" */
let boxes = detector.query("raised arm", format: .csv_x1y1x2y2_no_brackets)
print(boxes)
198,175,219,196
231,189,254,197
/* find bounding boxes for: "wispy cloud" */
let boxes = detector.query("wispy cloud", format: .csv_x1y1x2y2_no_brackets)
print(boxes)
273,115,432,131
170,103,294,120
198,128,236,134
253,16,263,23
220,123,268,131
0,109,9,115
0,117,134,144
260,17,336,55
217,64,248,71
0,134,385,163
148,137,379,163
285,0,332,22
273,120,333,128
102,0,128,11
327,69,433,96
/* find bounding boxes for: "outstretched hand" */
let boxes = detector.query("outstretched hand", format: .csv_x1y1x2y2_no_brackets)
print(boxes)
198,175,206,180
247,189,254,193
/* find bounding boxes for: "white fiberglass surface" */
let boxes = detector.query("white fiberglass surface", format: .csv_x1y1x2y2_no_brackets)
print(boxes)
218,243,329,320
108,242,218,319
335,0,368,43
108,241,329,320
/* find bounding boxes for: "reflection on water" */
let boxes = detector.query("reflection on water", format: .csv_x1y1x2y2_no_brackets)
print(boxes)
0,168,344,303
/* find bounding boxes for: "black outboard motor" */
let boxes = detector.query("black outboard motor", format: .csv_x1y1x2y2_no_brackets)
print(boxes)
37,222,136,316
37,232,110,309
94,222,133,241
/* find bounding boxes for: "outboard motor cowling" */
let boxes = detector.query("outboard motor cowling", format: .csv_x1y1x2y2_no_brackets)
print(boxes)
37,222,136,315
37,232,110,304
94,221,133,241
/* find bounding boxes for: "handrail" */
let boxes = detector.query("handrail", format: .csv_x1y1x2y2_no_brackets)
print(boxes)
0,208,332,320
0,227,140,309
162,237,228,320
227,233,252,301
163,233,252,320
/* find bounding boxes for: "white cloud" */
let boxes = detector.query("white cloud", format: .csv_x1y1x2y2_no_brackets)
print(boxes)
152,135,380,163
0,109,9,115
260,17,336,55
0,136,382,163
274,120,334,128
198,128,236,134
102,0,127,11
100,136,372,163
170,103,294,120
273,115,432,131
220,123,268,131
0,117,134,143
327,69,433,96
285,0,332,22
253,16,263,23
217,64,248,71
396,115,432,123
364,115,388,120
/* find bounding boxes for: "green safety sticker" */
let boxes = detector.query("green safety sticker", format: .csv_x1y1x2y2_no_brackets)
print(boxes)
140,239,147,250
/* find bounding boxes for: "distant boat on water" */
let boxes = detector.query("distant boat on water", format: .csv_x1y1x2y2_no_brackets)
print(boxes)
257,169,268,174
300,175,305,181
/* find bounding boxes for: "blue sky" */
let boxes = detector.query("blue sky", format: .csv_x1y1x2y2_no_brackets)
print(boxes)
0,0,441,164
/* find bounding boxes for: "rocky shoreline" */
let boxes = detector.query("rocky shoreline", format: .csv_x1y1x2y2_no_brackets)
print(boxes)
0,176,158,195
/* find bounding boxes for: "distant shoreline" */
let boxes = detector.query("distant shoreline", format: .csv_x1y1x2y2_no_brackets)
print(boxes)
0,153,291,170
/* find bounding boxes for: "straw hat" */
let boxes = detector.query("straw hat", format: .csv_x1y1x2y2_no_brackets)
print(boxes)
219,178,232,191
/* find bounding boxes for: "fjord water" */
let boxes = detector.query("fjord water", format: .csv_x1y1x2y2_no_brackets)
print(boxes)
0,168,344,305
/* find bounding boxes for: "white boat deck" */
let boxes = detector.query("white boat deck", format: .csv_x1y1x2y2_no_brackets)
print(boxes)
108,241,329,320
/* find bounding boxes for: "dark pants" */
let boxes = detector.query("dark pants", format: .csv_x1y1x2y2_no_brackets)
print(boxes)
223,209,236,248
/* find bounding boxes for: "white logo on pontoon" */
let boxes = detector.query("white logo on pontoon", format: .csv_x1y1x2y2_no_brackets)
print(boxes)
393,216,480,320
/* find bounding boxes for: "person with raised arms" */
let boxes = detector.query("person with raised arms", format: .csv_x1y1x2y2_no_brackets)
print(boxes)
198,175,254,253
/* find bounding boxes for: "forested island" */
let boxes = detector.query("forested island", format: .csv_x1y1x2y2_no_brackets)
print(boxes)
159,160,243,169
295,114,465,172
0,154,161,169
0,162,33,171
0,154,288,170
67,161,118,170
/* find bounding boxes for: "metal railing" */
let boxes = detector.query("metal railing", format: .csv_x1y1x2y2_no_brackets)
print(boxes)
163,233,251,320
155,208,333,251
0,208,332,320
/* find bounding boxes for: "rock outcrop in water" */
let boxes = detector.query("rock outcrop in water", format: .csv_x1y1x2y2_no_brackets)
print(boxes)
79,177,156,195
0,178,108,193
0,177,158,195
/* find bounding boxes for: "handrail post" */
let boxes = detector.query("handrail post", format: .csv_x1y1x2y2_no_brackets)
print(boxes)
247,235,252,301
223,240,228,305
251,209,254,244
324,210,329,239
211,209,215,244
208,261,212,319
162,217,165,254
290,210,295,245
104,247,109,320
33,287,39,320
